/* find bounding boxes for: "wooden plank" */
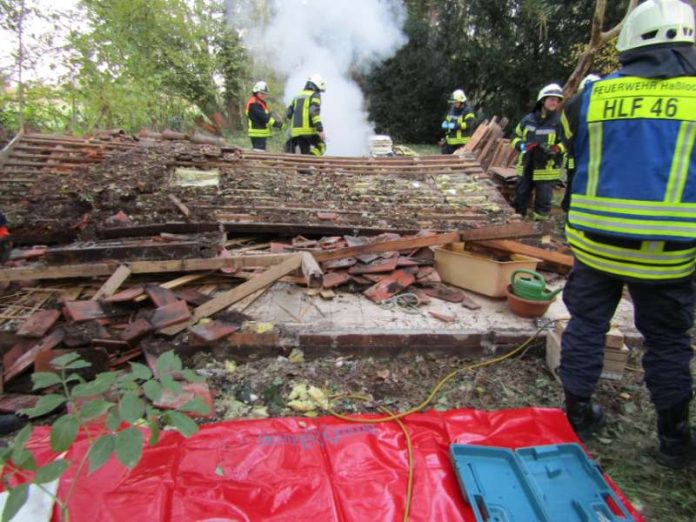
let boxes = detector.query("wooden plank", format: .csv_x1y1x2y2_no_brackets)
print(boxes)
460,223,537,242
133,273,209,303
91,264,131,301
313,232,459,263
473,239,574,269
301,252,323,289
160,255,303,336
0,254,299,282
168,194,191,218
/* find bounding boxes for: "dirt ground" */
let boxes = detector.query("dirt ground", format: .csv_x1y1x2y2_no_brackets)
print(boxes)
188,340,696,521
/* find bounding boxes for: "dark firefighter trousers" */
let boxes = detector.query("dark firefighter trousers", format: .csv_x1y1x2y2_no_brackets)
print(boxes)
513,165,554,216
559,260,695,410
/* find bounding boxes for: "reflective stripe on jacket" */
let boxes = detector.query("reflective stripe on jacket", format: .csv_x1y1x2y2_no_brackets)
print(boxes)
288,89,322,138
245,95,276,138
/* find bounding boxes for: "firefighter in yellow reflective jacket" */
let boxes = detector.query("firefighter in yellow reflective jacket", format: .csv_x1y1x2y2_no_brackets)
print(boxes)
285,74,326,156
245,81,283,151
440,89,476,154
510,83,567,220
560,0,696,469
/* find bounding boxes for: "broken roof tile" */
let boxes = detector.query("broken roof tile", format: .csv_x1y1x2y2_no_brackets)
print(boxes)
363,270,415,303
16,309,61,338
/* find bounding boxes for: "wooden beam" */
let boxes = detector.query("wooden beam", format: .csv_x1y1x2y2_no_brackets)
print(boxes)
161,254,303,335
460,222,537,242
301,252,323,289
0,254,300,282
168,194,191,218
472,239,574,269
313,232,459,263
91,264,131,300
133,272,209,303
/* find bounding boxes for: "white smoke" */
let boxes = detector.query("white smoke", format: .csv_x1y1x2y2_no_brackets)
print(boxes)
235,0,407,156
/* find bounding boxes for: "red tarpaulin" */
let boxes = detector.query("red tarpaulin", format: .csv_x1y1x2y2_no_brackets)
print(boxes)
22,407,643,521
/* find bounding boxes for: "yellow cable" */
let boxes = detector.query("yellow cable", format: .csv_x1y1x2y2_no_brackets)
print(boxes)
323,326,548,521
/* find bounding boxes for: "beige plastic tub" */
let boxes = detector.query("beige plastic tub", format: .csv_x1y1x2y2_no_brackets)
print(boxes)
433,243,540,298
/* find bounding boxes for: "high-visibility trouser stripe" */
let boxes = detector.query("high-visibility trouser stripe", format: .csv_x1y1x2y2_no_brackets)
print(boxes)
248,127,271,138
569,245,695,280
571,195,696,218
446,135,470,145
291,128,319,137
665,121,696,203
532,169,561,181
586,122,602,196
569,209,696,238
565,226,696,264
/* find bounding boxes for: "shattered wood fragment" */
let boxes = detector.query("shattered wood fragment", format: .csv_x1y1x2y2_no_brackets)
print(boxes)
102,285,145,303
150,301,191,330
145,284,179,307
3,340,34,373
314,231,459,263
63,300,107,322
322,271,351,289
190,321,238,342
473,239,573,271
347,257,398,275
120,319,153,344
16,309,60,338
422,284,465,303
134,273,209,303
4,328,65,383
429,311,457,323
168,193,191,218
363,270,416,303
154,381,214,418
91,264,131,301
460,222,536,241
300,252,324,289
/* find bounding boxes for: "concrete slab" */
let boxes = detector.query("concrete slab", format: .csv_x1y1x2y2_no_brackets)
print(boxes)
236,282,640,356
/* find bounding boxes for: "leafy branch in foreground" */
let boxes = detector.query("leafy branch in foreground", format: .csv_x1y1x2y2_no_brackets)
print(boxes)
0,350,209,522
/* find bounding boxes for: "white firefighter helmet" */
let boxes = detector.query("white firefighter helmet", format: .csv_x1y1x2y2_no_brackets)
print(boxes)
308,73,327,92
252,81,269,94
579,74,601,91
450,89,467,103
617,0,695,52
537,83,564,102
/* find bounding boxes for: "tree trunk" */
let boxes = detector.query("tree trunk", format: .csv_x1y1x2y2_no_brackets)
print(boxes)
563,0,638,99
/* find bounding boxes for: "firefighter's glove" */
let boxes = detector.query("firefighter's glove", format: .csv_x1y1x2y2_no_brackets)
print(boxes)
545,144,561,156
441,121,450,130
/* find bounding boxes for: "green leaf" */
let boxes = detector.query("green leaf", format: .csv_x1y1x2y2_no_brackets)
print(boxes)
119,392,145,424
156,351,182,375
129,362,152,381
19,394,65,418
63,360,92,370
88,434,115,474
11,449,36,471
178,397,210,416
79,399,114,421
105,408,121,432
160,374,182,395
165,411,198,438
114,428,143,469
49,352,81,369
34,459,69,484
2,484,28,522
180,369,204,383
10,425,32,462
50,415,79,453
72,371,118,397
142,380,163,403
31,372,62,390
148,420,160,446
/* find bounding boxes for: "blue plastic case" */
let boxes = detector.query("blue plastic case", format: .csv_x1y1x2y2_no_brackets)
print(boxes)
450,443,635,522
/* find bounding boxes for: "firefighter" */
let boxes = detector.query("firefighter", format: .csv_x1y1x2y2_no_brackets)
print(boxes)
245,81,282,151
511,83,567,220
559,0,696,468
285,74,326,156
561,74,602,212
440,89,476,154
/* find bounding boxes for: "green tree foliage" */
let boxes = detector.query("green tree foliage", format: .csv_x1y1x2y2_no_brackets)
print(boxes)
69,0,248,132
368,0,630,141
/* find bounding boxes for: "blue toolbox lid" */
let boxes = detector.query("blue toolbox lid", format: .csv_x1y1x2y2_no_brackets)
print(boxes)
450,443,635,522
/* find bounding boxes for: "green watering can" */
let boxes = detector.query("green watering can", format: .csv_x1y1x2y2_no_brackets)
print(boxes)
510,270,562,301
